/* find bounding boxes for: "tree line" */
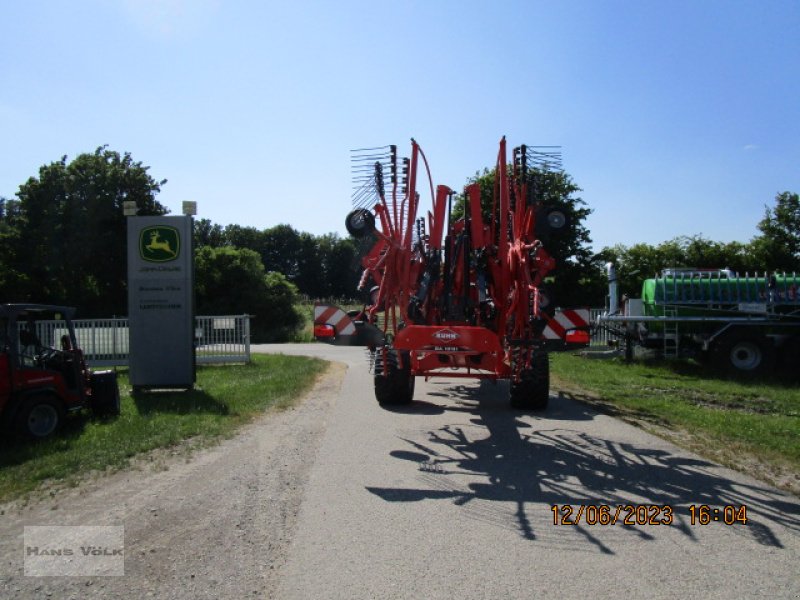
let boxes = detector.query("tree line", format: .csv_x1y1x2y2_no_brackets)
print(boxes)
596,191,800,298
0,147,797,340
0,148,367,341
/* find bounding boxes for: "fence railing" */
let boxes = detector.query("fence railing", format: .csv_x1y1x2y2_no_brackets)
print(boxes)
589,307,617,348
29,310,609,363
26,315,251,367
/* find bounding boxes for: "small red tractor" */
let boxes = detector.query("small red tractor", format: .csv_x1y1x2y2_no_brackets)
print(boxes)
315,137,590,409
0,304,120,439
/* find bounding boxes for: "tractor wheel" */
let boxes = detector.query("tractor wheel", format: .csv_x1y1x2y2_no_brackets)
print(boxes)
16,395,64,439
510,350,550,410
90,370,121,417
345,208,376,238
374,348,414,406
711,329,775,377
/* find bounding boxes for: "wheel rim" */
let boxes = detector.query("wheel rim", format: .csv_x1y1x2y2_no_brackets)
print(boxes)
27,404,58,437
730,341,762,371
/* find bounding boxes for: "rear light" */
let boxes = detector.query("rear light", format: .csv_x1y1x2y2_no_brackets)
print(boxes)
566,329,590,345
313,324,336,338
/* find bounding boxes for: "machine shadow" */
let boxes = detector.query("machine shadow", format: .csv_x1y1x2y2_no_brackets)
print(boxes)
367,379,799,554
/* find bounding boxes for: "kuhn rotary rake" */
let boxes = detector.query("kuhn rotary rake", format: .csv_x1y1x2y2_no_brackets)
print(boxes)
314,137,590,409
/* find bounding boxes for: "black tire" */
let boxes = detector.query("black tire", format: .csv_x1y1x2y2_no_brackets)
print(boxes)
345,209,376,238
535,205,570,239
510,350,550,410
711,329,775,377
15,395,64,439
90,370,121,417
777,335,800,375
374,348,414,405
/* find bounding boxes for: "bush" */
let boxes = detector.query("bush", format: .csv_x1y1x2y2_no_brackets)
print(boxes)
195,246,302,342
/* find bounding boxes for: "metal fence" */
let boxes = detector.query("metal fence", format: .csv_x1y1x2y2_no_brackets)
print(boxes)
589,307,615,347
26,315,250,367
192,316,251,365
28,310,608,363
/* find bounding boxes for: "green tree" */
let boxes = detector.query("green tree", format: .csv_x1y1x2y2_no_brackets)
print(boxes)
597,242,675,298
1,147,167,314
223,224,264,253
597,235,767,299
260,224,301,279
0,198,29,298
196,222,362,300
750,191,800,272
194,246,302,342
294,231,324,297
318,233,359,298
194,218,226,248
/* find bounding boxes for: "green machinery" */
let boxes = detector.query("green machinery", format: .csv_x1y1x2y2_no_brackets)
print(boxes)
599,267,800,376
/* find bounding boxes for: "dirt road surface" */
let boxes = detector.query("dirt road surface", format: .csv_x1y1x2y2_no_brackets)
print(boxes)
1,343,798,599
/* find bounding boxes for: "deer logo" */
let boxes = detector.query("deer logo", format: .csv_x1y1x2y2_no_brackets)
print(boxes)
140,226,180,262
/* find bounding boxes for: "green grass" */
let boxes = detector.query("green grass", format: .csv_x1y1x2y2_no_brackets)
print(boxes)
551,353,800,489
0,354,327,503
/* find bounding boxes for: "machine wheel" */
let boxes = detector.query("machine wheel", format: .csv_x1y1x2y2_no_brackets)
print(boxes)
711,329,775,377
510,350,550,410
15,395,64,439
345,209,376,238
90,370,121,417
374,348,414,405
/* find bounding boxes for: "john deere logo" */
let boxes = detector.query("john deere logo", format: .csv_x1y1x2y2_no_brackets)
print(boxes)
140,226,180,262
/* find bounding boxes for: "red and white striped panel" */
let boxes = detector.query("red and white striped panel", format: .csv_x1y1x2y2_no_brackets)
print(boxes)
313,304,357,336
542,308,590,340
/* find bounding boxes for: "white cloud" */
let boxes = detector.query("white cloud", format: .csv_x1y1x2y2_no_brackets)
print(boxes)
743,144,759,151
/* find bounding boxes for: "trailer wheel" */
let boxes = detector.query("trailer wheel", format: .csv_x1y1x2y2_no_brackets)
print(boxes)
777,335,800,374
15,395,64,439
374,348,414,405
510,350,549,410
712,329,774,377
90,370,121,417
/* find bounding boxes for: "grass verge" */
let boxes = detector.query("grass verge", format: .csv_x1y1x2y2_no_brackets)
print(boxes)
550,353,800,494
0,354,327,504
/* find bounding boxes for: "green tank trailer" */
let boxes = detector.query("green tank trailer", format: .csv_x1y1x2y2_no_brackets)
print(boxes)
599,267,800,377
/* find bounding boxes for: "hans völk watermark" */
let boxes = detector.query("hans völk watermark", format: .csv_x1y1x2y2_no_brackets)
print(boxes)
24,525,124,576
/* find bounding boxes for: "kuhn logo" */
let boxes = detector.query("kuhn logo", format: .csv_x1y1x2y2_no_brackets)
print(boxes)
432,329,459,342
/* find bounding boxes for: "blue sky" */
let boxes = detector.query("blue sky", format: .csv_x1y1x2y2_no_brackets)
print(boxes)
1,0,798,252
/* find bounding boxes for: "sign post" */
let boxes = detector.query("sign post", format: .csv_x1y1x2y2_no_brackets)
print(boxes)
127,215,195,389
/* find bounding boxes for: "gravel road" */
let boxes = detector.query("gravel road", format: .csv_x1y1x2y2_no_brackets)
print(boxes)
1,343,798,599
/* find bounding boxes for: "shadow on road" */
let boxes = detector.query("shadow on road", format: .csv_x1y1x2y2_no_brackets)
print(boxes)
367,379,799,554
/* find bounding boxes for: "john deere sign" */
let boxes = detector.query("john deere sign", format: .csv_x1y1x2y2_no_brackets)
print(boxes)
127,216,194,389
139,226,180,262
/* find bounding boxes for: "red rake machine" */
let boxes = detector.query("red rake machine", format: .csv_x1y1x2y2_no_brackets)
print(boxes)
314,137,590,409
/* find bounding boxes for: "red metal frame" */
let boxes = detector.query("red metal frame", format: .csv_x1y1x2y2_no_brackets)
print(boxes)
342,138,589,382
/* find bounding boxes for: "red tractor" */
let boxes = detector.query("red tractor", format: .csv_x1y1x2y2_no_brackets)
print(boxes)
0,304,120,439
315,138,590,409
